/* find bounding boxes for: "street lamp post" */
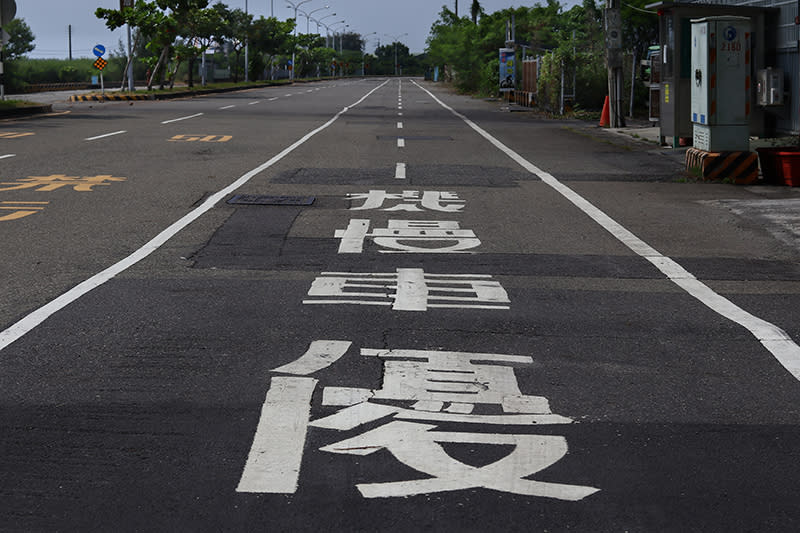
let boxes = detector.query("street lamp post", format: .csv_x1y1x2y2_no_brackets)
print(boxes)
302,5,329,34
245,0,249,82
385,32,408,76
321,19,344,49
361,32,377,76
315,12,336,35
287,0,313,81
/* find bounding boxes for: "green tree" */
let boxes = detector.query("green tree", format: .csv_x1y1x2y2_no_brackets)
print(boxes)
248,16,295,80
4,18,35,61
213,3,252,82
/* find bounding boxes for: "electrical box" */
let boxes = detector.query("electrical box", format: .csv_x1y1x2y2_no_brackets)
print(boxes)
757,68,784,107
691,16,751,152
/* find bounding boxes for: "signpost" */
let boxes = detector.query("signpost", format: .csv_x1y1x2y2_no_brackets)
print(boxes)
499,48,516,93
0,0,17,100
93,44,107,97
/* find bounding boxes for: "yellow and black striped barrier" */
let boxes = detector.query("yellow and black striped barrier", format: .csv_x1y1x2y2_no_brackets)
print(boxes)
686,147,759,185
70,93,152,102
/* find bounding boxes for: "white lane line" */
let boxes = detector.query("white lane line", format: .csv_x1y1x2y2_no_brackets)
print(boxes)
268,97,279,101
236,376,317,493
0,154,16,159
395,162,407,179
397,138,405,148
398,112,403,116
248,101,260,105
219,105,236,110
285,94,293,97
85,130,127,141
397,122,403,129
412,79,800,381
0,79,392,352
161,113,203,124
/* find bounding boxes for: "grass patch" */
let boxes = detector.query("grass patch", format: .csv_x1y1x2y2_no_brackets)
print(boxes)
0,99,45,109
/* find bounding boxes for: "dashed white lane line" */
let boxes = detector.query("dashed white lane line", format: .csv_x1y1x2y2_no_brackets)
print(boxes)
85,130,127,141
268,97,279,101
161,112,204,124
397,122,403,129
0,154,16,159
412,78,800,382
0,79,392,352
397,138,405,148
395,162,407,179
248,101,260,105
285,94,293,97
219,105,236,110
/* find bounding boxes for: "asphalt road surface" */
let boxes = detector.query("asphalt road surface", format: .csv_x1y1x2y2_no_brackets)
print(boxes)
2,78,800,532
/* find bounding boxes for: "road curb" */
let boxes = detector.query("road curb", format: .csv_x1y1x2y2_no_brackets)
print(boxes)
70,93,153,102
0,104,54,119
67,78,340,103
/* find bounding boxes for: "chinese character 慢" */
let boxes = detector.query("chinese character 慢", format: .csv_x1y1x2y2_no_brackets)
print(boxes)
335,219,481,253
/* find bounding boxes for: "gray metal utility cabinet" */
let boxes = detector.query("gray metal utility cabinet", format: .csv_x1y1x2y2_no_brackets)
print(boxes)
647,2,777,147
691,16,751,152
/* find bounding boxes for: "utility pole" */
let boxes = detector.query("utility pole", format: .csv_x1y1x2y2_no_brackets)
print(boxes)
68,25,73,60
455,0,458,17
244,0,248,82
605,0,625,127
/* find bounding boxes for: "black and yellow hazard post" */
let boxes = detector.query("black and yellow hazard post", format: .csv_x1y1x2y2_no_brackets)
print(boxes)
686,147,759,185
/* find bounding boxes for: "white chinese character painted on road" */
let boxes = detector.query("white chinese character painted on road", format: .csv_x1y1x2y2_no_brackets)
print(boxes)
335,219,481,253
347,190,465,212
237,341,599,501
303,268,510,310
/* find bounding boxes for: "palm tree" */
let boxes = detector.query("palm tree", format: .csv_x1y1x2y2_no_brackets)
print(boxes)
471,0,481,24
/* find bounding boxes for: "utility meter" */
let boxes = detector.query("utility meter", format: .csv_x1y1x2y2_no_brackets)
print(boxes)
691,16,751,152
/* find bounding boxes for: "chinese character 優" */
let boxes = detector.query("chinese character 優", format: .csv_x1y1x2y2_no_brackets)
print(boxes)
237,341,599,501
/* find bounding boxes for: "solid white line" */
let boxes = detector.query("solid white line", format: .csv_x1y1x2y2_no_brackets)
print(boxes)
395,162,406,179
236,376,317,493
412,79,800,381
0,154,16,159
397,138,405,148
219,105,236,110
161,113,203,124
85,130,127,141
0,79,392,352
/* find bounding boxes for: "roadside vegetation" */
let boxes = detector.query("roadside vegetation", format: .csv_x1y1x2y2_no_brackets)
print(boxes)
4,0,424,95
4,0,657,116
427,0,657,114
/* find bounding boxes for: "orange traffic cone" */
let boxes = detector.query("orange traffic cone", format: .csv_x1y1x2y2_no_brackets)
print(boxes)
599,95,610,127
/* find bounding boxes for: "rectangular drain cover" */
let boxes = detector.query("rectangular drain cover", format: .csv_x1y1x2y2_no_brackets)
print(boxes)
227,194,315,206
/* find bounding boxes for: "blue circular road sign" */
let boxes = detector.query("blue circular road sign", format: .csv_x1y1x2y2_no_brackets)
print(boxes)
93,44,106,57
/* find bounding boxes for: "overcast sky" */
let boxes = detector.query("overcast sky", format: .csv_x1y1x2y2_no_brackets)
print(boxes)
19,0,581,59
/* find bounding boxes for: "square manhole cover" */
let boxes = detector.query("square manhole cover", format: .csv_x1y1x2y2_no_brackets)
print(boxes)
227,194,315,206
